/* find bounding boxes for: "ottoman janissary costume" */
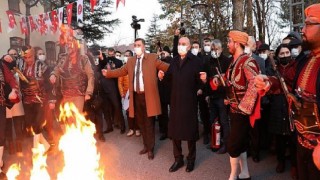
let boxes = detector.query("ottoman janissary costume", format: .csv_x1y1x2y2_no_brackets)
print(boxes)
210,30,261,180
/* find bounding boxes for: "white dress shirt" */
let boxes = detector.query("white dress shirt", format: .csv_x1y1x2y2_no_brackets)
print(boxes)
134,54,144,92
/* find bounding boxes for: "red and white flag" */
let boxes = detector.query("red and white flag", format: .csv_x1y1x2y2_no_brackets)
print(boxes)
51,10,59,33
116,0,125,9
44,12,52,33
66,3,73,25
6,10,17,32
37,14,47,35
28,16,37,32
58,7,64,27
77,0,84,24
0,19,2,33
20,16,28,35
90,0,97,12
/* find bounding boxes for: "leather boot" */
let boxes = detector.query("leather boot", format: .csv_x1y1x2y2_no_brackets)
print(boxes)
8,141,15,155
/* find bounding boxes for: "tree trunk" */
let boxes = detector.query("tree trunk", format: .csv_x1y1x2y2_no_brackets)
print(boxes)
232,0,244,30
246,0,254,35
254,0,264,43
25,5,31,46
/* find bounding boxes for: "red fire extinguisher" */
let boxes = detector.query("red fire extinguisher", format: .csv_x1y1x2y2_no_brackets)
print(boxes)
211,119,221,149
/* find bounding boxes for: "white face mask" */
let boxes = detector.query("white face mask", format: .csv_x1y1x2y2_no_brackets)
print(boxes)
95,57,99,65
191,48,199,56
244,46,251,54
38,54,46,62
211,51,218,59
259,53,268,60
178,45,188,56
134,47,143,56
204,45,211,53
123,57,128,63
291,48,300,58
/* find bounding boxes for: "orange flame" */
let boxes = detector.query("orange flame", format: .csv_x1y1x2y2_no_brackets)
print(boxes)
30,144,50,180
57,102,104,180
7,163,20,180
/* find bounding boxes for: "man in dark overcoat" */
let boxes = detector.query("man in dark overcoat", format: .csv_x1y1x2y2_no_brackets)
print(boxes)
160,37,206,173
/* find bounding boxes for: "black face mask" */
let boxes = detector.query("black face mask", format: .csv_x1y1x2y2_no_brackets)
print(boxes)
278,56,292,65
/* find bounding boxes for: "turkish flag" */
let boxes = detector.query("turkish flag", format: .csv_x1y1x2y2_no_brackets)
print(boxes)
44,12,52,33
66,3,73,25
90,0,97,12
116,0,125,9
28,16,37,32
6,10,17,32
38,14,47,35
77,0,83,24
51,10,59,33
20,16,28,35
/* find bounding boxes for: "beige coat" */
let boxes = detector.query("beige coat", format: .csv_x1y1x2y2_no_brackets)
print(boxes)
106,53,169,118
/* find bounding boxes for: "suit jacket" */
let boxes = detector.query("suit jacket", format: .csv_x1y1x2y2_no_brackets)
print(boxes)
105,53,169,118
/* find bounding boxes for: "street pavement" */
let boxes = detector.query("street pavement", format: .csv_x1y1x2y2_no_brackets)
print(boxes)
3,122,292,180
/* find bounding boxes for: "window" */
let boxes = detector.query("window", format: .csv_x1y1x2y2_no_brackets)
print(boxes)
45,41,57,66
8,0,20,14
10,37,25,53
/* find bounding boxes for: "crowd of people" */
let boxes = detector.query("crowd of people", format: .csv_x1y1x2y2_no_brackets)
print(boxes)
0,3,320,180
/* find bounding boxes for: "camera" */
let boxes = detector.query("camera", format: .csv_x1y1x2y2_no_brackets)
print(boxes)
180,22,186,35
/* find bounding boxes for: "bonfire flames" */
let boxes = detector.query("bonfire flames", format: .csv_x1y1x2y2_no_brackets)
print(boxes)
6,102,104,179
58,103,104,180
7,164,20,180
30,144,50,180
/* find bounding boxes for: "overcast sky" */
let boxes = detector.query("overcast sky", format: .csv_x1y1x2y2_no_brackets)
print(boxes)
99,0,166,47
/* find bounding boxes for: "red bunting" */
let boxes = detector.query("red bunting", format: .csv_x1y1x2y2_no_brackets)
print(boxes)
0,19,2,33
6,10,17,31
66,3,73,25
20,17,28,35
116,0,125,9
51,10,59,33
90,0,97,12
28,16,37,32
37,14,48,35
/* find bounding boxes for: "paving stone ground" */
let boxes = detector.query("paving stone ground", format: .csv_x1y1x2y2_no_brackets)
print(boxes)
2,121,292,180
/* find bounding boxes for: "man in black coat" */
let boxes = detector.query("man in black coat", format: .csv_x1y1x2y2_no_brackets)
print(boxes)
157,46,172,140
160,37,206,173
203,39,231,154
99,48,125,134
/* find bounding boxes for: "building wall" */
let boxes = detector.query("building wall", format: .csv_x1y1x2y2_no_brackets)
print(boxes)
0,1,59,56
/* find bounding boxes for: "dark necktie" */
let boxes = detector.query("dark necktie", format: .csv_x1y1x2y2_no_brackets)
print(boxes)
136,58,141,93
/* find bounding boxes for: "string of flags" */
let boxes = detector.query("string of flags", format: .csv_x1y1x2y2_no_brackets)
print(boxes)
1,0,125,35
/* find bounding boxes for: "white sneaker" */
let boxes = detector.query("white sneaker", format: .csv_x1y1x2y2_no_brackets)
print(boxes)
126,129,134,137
135,130,141,137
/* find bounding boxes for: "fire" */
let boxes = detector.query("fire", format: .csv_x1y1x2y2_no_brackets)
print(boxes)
30,144,50,180
57,102,104,180
7,163,20,180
